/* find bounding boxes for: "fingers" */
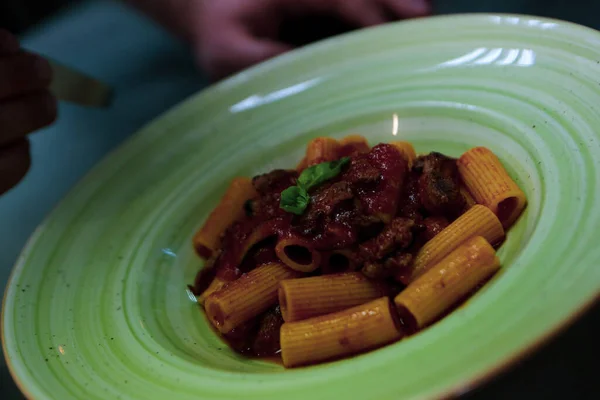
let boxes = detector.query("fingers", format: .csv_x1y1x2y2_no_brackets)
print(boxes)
336,1,388,26
197,29,292,80
0,91,57,146
0,29,20,56
0,53,53,100
380,0,432,18
287,0,431,24
0,138,30,195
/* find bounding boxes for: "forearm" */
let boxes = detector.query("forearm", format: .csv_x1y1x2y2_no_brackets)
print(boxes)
123,0,197,42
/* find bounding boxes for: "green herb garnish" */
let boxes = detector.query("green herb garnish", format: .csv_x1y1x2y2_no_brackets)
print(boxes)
280,186,310,215
280,157,350,215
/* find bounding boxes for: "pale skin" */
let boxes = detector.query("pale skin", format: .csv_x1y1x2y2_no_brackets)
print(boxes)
0,0,430,194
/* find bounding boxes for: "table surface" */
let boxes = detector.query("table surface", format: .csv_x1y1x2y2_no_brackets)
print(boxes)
0,0,598,398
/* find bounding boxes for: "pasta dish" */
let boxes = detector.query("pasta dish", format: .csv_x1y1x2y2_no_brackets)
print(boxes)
189,135,527,367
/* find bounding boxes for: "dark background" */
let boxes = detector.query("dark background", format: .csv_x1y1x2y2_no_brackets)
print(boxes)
0,0,68,33
3,0,600,34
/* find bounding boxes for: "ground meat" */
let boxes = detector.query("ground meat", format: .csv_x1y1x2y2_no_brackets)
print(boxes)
359,217,415,261
252,306,284,357
417,153,465,218
362,252,413,279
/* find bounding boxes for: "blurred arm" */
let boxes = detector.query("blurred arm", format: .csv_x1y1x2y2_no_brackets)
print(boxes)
123,0,196,41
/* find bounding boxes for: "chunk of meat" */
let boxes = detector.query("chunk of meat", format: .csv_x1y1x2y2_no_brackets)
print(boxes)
397,171,423,223
308,181,354,216
294,182,359,250
362,252,413,279
343,154,381,187
314,220,358,250
345,144,409,222
252,306,285,357
359,217,415,261
252,170,298,219
417,152,465,218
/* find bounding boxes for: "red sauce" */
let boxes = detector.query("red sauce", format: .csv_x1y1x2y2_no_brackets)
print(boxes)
192,145,471,359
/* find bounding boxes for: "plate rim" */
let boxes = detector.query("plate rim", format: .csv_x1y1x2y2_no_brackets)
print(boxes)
3,12,600,400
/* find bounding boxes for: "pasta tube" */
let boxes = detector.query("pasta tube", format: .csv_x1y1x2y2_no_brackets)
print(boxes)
338,135,370,156
457,147,527,228
298,137,342,171
460,185,477,210
204,262,301,333
197,277,226,306
390,141,417,168
275,234,322,273
278,272,389,322
280,297,402,367
394,236,500,330
193,177,257,259
396,204,504,284
321,249,360,274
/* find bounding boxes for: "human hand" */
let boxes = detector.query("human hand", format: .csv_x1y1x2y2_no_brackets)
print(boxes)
0,29,57,195
191,0,431,80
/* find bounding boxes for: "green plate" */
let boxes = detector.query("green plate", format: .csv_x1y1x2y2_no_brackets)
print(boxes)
3,14,600,400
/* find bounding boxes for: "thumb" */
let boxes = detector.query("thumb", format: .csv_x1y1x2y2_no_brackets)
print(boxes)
381,0,432,18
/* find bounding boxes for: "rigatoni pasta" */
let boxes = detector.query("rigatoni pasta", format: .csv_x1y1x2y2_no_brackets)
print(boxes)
394,236,500,329
197,277,226,306
192,177,257,259
396,204,504,284
390,141,417,168
204,262,301,333
280,297,402,367
275,234,322,273
321,248,361,274
338,135,371,156
278,272,389,322
460,185,477,210
190,136,527,367
458,147,527,228
300,137,342,170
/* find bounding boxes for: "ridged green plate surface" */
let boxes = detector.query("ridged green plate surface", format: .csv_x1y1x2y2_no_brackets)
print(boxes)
3,14,600,400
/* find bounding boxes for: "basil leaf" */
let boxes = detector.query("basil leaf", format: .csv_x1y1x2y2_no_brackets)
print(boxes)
297,157,350,190
280,186,310,215
279,157,351,215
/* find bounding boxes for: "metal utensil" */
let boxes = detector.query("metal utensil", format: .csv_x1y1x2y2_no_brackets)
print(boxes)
49,60,113,108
